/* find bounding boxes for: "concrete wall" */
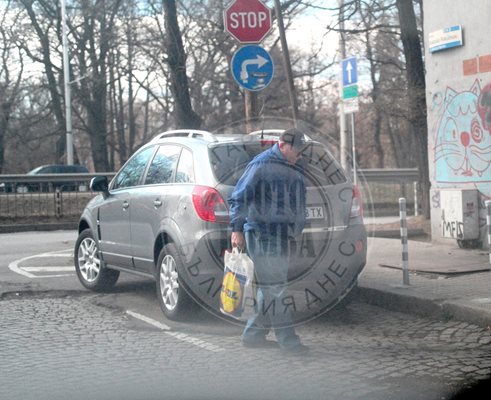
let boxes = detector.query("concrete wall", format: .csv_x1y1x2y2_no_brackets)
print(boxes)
424,0,491,247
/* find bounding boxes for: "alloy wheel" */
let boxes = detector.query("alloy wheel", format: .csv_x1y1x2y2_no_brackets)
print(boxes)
77,237,101,283
160,255,179,311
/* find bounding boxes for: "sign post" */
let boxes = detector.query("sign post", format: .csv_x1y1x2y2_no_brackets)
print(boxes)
341,56,359,184
224,0,274,127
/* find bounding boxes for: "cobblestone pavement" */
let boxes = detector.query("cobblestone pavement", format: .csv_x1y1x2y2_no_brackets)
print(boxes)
0,293,490,400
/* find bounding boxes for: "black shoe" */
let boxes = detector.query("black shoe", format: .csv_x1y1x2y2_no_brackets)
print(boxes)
242,339,278,349
280,343,309,355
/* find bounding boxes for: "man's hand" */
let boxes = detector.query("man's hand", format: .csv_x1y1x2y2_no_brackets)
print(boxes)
231,231,245,250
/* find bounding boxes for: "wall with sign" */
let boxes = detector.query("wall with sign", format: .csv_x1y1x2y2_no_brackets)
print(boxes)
424,0,491,246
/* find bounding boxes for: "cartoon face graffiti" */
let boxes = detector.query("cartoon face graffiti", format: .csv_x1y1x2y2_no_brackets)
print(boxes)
434,80,491,183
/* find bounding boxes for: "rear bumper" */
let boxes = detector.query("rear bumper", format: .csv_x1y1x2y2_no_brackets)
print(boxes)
177,224,367,317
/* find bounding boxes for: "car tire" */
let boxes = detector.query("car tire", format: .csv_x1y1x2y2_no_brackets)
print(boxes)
74,229,119,291
156,243,194,320
332,280,359,311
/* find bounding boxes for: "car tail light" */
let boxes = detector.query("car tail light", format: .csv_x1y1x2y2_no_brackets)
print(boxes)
260,140,277,147
350,186,363,218
192,186,229,223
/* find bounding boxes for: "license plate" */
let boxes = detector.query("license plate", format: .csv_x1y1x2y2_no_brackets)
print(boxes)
305,206,324,220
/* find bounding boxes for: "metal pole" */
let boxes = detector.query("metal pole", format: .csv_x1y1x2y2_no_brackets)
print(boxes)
61,0,73,165
399,198,410,285
245,90,258,133
351,112,357,185
338,0,348,171
414,181,419,216
486,200,491,266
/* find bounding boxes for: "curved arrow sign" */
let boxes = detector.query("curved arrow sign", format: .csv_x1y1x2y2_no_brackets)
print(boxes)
231,45,274,91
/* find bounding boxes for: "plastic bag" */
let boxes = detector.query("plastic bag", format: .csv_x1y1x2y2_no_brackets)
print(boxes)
220,248,255,320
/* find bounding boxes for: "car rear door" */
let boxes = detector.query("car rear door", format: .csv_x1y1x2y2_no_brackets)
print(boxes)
131,144,184,273
98,146,156,268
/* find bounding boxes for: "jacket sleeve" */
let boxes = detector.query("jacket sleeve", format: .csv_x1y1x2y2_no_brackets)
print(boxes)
228,162,260,232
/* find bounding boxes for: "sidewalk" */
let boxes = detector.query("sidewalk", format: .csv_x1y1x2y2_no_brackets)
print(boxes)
357,232,491,328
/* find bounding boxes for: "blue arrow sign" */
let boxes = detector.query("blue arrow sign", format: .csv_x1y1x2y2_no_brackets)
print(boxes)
342,56,358,87
231,45,274,91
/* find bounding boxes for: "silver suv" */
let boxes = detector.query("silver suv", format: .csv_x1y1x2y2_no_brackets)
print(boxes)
74,129,367,321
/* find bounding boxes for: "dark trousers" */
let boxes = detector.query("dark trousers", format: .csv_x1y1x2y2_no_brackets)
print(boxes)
241,230,301,348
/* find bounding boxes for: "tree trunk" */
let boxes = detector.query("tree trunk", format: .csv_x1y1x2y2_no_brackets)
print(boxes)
396,0,430,218
163,0,201,129
366,30,384,168
0,101,10,174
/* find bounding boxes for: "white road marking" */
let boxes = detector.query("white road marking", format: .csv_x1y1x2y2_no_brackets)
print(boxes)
126,310,224,353
22,266,74,272
8,250,74,278
126,310,171,330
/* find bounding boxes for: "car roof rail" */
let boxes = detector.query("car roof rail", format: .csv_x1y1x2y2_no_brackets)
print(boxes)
152,129,218,142
249,129,312,141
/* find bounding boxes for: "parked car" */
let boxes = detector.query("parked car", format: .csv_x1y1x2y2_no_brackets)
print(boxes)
74,129,367,321
0,164,89,193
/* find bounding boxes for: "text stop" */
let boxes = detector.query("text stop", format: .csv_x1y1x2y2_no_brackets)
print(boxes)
229,11,268,29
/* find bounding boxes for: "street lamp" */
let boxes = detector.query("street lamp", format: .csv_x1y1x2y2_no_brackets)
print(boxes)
61,0,73,165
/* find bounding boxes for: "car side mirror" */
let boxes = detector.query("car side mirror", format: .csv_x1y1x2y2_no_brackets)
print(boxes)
90,176,110,198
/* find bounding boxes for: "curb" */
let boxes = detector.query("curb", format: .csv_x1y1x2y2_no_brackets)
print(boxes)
0,222,77,234
2,224,424,237
356,286,491,328
368,228,426,239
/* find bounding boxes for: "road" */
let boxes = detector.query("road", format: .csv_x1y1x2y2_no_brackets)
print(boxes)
1,231,490,400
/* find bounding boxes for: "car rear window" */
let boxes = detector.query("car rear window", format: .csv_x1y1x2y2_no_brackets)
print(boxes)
209,142,347,187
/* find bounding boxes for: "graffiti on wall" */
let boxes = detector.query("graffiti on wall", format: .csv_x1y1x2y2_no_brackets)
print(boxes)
433,79,491,194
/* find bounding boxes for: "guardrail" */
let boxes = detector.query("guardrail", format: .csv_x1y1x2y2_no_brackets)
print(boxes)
360,168,419,182
0,172,116,192
359,168,420,216
0,169,419,225
0,173,116,224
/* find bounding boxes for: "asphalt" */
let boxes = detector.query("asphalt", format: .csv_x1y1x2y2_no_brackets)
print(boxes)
2,218,491,329
358,229,491,329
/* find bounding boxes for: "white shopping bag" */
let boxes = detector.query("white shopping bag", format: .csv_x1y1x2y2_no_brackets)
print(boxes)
220,248,255,320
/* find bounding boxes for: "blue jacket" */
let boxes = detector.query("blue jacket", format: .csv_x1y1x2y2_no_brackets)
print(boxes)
228,144,306,237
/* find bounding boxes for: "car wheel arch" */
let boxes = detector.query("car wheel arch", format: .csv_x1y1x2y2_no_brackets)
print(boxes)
153,218,186,269
154,231,174,269
78,218,91,235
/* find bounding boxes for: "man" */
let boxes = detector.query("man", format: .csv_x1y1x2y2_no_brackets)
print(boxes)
228,127,309,355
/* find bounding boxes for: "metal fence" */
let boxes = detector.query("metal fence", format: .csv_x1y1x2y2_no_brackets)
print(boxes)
0,173,115,223
0,169,419,224
359,168,420,216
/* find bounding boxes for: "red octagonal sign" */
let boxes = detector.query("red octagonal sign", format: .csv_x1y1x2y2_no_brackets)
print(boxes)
224,0,272,44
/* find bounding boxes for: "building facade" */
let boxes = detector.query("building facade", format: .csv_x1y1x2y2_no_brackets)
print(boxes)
424,0,491,247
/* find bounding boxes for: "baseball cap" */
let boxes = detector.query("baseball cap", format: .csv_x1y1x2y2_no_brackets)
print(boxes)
279,128,307,151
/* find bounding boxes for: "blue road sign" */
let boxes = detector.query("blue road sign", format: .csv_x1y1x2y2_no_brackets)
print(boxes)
342,56,358,87
231,45,274,91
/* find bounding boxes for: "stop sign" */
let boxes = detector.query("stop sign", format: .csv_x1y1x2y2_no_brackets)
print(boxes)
224,0,272,44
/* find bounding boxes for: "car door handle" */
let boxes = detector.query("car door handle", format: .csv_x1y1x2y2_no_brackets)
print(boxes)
122,201,129,210
154,200,162,207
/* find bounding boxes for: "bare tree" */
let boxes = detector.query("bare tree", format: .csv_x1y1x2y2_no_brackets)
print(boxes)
162,0,201,128
67,0,124,171
18,0,67,163
395,0,429,217
0,2,24,173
